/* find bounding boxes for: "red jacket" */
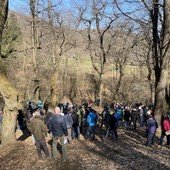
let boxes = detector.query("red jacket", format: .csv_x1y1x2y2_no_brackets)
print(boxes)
163,118,170,131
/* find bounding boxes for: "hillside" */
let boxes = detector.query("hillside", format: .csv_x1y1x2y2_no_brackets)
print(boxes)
0,122,169,170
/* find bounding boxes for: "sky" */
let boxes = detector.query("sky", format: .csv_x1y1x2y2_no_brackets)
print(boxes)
9,0,71,12
9,0,30,12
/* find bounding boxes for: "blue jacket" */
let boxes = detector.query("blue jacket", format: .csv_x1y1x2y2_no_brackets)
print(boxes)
116,109,123,119
87,111,98,127
49,114,68,137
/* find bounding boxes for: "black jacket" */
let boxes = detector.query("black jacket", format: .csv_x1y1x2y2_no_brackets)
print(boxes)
124,110,131,121
64,113,73,128
49,114,68,137
71,112,79,127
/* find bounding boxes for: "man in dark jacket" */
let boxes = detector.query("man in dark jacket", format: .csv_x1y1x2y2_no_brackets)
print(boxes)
124,107,131,130
104,109,118,141
131,107,139,130
48,107,68,161
64,108,73,144
27,111,50,160
71,109,80,140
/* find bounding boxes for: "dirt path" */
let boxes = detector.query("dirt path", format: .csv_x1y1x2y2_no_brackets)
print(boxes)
0,125,170,170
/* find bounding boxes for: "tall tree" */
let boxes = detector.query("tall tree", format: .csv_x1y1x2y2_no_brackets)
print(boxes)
152,0,170,116
0,0,23,145
78,0,117,106
115,0,170,120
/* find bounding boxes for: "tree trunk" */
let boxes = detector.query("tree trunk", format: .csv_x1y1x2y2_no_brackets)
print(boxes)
49,69,59,107
154,68,169,125
99,74,103,106
0,0,23,146
154,0,170,128
0,60,23,146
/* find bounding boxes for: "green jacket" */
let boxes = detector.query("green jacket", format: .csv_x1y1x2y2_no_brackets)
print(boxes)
28,116,48,140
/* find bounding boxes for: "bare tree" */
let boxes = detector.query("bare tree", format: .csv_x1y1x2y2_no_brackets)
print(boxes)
78,0,118,106
107,23,134,100
115,0,170,119
46,2,77,106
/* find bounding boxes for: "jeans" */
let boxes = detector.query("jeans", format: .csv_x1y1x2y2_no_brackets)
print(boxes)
72,126,80,139
132,117,137,129
146,132,155,146
35,139,50,159
124,120,130,130
105,127,118,141
139,116,144,128
85,125,96,140
52,135,67,160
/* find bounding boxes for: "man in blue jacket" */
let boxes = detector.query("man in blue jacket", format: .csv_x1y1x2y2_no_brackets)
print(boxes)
85,108,98,140
48,107,68,161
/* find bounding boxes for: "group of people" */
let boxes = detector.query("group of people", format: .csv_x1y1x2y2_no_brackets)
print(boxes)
101,103,170,147
23,100,170,161
1,99,169,162
26,101,98,161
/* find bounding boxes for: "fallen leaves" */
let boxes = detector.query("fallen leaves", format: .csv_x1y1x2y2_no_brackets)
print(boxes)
0,124,170,170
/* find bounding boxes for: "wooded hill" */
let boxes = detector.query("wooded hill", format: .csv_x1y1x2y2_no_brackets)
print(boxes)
1,10,152,107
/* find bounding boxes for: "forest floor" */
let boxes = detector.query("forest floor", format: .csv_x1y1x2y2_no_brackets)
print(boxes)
0,122,170,170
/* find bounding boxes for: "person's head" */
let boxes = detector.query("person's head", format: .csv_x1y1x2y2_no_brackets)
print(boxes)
54,107,61,114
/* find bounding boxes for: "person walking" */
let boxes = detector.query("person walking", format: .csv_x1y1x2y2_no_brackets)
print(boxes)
48,107,68,161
